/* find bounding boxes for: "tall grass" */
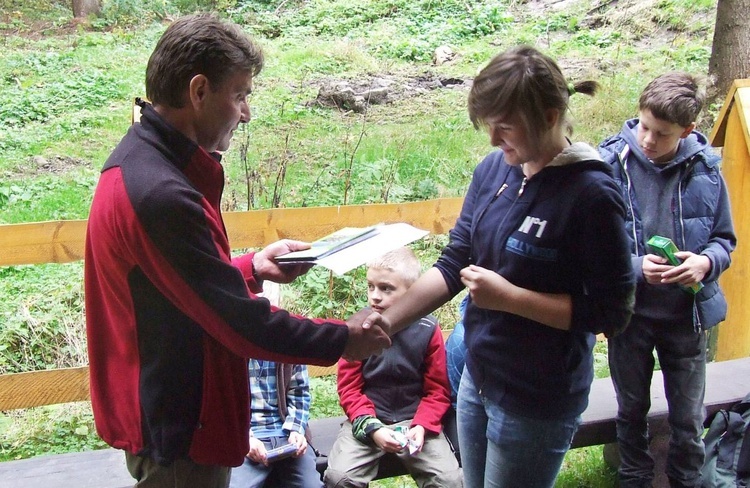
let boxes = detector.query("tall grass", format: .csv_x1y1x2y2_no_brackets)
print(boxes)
0,0,718,481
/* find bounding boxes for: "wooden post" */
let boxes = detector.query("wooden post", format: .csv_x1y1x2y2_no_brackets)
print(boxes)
710,79,750,360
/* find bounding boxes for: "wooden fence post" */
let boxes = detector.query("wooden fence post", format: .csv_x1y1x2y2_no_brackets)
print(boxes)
710,79,750,361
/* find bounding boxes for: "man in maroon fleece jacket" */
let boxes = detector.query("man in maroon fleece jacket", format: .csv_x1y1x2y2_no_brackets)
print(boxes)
84,13,390,488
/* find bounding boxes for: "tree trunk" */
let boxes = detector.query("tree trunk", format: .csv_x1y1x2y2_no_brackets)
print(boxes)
708,0,750,106
71,0,101,18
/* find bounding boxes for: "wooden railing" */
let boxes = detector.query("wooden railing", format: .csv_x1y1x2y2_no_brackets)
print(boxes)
0,198,463,411
0,199,462,267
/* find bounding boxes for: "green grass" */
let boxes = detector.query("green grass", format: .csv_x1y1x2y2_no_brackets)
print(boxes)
0,0,721,220
0,0,719,481
0,404,106,462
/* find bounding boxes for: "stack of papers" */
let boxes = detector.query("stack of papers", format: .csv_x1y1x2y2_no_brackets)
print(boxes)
275,223,429,275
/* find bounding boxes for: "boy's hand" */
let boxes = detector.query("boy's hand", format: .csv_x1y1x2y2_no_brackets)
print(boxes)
372,428,405,453
406,425,425,454
246,437,269,466
253,240,314,284
343,309,391,361
642,254,673,285
662,251,710,287
288,431,308,458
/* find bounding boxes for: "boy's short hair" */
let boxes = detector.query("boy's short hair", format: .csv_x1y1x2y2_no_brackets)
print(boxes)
639,72,705,127
146,13,264,109
366,247,421,286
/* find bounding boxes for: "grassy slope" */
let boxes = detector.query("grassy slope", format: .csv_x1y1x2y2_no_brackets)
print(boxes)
0,0,719,485
0,0,719,222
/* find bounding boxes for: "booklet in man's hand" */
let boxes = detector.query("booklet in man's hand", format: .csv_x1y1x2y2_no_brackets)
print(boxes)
274,225,380,262
275,223,429,275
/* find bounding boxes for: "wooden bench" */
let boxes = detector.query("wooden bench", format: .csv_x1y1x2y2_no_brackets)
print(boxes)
3,356,750,487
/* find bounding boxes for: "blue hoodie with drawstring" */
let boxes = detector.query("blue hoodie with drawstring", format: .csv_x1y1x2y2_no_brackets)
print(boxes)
434,142,635,421
599,119,736,331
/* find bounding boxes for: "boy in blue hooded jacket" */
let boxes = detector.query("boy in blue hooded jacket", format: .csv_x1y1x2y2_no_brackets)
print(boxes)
599,72,736,488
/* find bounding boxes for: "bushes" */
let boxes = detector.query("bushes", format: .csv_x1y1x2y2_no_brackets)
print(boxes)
0,264,86,375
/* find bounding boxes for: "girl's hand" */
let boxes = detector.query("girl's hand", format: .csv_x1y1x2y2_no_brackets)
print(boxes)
460,265,516,311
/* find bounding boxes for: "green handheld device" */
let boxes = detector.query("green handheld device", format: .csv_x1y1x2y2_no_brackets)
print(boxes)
646,235,703,295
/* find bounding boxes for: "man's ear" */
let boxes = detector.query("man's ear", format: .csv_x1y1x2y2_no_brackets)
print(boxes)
188,74,210,108
679,122,696,139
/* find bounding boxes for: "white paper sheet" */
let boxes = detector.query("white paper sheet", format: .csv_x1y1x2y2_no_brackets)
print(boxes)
315,223,429,275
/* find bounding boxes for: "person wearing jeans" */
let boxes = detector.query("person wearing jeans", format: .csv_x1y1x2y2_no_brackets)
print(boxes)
457,370,580,488
353,46,635,488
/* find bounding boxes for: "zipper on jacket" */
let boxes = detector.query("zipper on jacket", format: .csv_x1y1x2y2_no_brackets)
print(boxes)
618,145,639,256
518,178,527,196
474,182,510,232
471,171,513,265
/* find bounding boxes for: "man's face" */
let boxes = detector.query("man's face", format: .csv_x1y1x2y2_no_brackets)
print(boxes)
636,109,694,164
196,70,253,153
366,267,410,314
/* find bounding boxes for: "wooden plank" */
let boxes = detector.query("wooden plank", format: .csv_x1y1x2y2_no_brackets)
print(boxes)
710,79,750,147
571,357,750,448
737,86,750,164
0,198,463,267
222,198,463,249
0,448,132,488
0,330,455,409
0,363,329,409
0,220,88,267
0,367,89,410
3,358,749,487
701,357,750,413
308,364,338,378
716,103,750,360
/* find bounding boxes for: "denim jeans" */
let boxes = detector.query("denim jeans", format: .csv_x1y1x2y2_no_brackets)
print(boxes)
608,315,707,488
456,369,580,488
229,436,322,488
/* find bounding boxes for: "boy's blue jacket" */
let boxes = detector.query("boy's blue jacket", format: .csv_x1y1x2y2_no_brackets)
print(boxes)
435,143,635,420
599,119,736,330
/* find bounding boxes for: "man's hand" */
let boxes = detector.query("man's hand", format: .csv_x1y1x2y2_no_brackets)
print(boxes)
343,308,391,361
361,309,393,335
253,240,314,284
372,428,405,453
246,437,268,466
288,431,308,458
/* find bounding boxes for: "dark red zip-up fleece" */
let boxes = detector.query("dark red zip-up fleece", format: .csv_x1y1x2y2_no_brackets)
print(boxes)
84,102,349,467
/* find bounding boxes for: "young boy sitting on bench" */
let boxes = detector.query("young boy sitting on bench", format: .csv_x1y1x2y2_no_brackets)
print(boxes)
323,247,462,488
